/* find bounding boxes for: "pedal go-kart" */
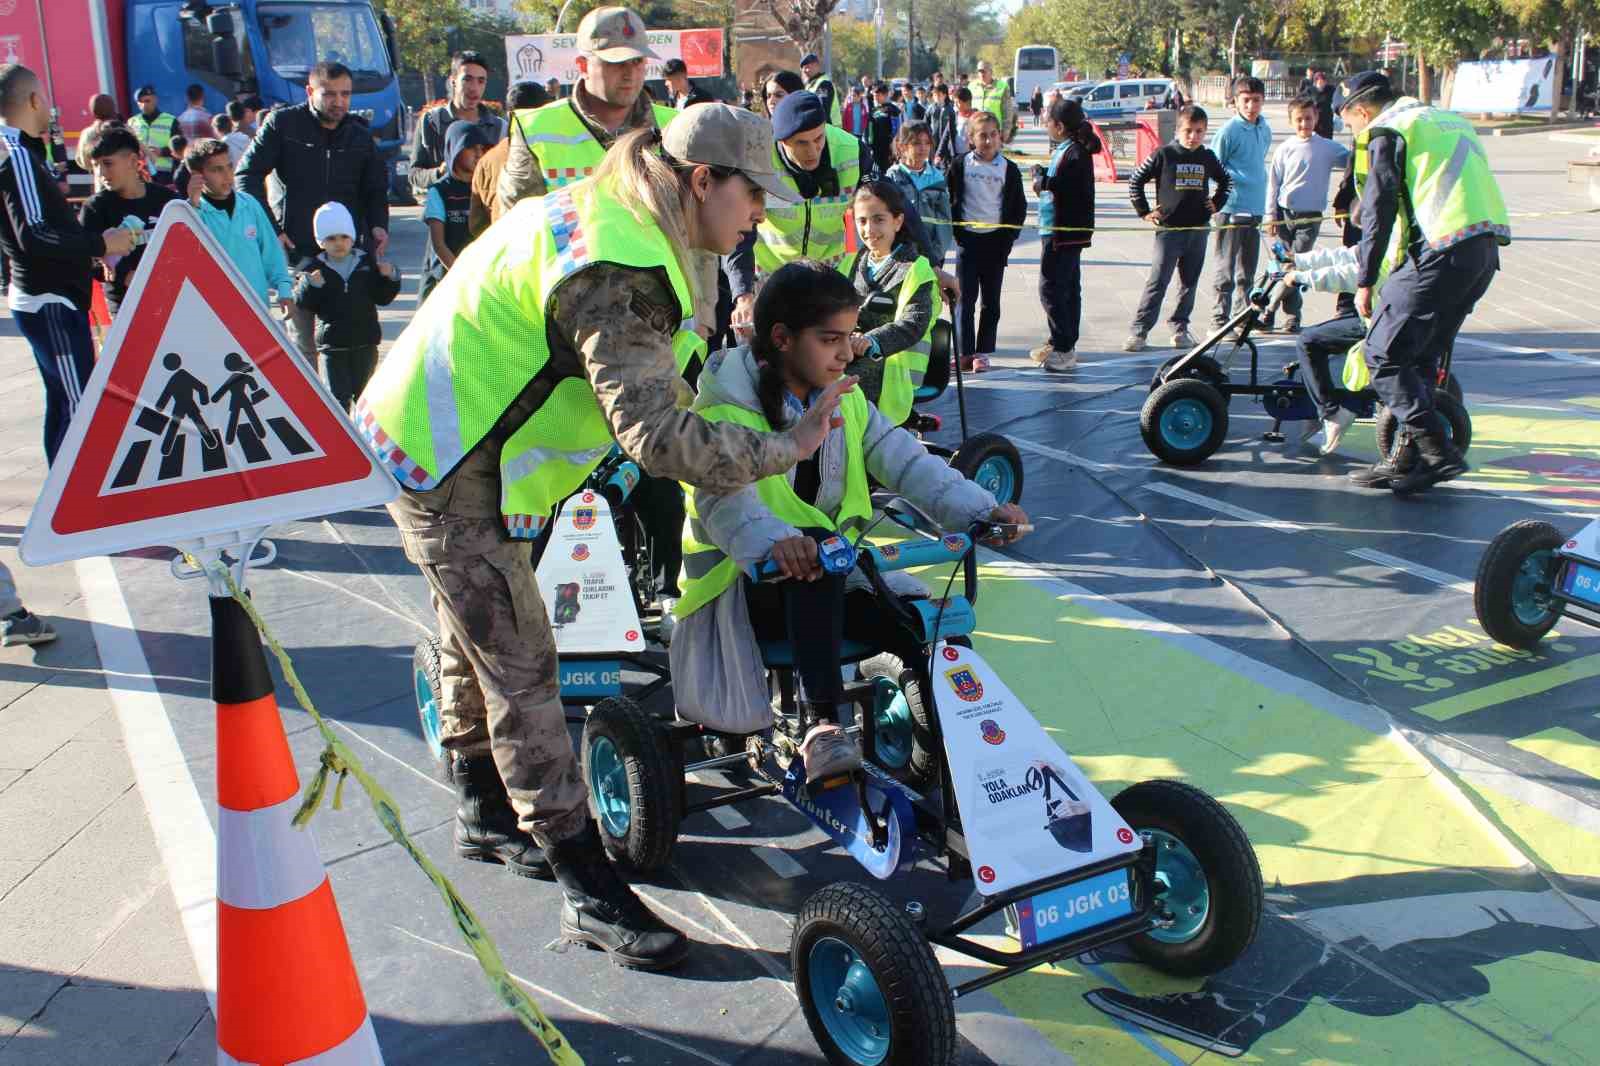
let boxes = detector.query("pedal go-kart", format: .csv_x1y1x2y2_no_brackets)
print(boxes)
1475,516,1600,648
1140,271,1469,467
580,501,1264,1065
414,447,673,757
903,315,1025,506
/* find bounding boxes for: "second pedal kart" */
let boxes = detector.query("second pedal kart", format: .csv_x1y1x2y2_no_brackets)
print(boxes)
1140,271,1469,468
577,501,1264,1065
1475,515,1600,648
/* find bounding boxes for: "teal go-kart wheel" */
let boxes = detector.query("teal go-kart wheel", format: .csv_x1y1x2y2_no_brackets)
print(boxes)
950,432,1024,505
793,883,955,1066
414,636,444,762
1375,390,1473,459
581,696,681,872
1110,779,1262,976
1141,379,1229,466
1474,520,1567,649
857,653,939,791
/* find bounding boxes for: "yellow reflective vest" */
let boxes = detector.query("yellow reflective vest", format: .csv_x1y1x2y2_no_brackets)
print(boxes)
677,386,872,618
968,78,1011,128
509,98,679,190
840,251,941,426
754,124,862,276
128,111,176,174
807,74,843,126
355,181,693,539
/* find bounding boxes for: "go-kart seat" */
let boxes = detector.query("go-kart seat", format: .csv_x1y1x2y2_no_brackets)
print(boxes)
911,319,954,404
759,639,879,668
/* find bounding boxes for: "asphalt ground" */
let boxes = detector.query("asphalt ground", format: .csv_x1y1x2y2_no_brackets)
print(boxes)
4,111,1600,1064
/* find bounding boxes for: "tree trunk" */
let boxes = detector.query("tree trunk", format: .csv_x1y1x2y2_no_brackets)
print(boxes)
1548,27,1570,123
1441,64,1456,110
954,32,961,82
422,70,435,101
1418,60,1432,103
907,0,915,81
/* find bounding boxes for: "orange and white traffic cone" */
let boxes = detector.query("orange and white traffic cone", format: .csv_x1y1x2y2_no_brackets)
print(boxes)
211,595,384,1065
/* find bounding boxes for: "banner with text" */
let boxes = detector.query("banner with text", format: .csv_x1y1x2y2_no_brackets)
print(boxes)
505,29,724,86
1451,56,1557,114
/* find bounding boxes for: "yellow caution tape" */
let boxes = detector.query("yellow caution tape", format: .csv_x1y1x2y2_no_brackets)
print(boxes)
913,205,1599,236
207,559,586,1066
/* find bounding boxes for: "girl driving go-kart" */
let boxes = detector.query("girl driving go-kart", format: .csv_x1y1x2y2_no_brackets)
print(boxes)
669,259,1027,777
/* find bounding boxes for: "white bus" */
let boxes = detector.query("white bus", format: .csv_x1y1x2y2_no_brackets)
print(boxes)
1013,46,1060,105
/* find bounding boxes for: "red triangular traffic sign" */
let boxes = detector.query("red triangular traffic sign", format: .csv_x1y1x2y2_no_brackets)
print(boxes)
21,201,396,565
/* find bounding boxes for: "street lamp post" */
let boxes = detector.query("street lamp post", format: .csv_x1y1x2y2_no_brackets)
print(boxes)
874,0,884,80
1229,14,1244,79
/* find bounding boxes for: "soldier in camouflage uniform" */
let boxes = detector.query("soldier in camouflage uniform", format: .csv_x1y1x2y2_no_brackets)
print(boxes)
367,105,854,970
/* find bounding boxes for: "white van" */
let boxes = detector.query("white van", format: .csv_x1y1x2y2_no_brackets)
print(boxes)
1079,78,1175,119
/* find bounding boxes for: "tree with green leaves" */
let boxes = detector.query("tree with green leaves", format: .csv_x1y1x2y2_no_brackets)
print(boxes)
374,0,469,100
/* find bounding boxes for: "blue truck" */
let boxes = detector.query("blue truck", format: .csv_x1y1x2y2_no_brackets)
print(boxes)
45,1,407,195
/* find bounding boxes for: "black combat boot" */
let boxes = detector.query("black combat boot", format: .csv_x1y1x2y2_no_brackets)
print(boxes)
1390,421,1468,495
450,754,551,879
1348,434,1418,489
546,823,689,970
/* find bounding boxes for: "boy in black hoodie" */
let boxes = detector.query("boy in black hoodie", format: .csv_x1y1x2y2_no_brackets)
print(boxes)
420,120,488,304
1125,105,1230,351
294,201,401,410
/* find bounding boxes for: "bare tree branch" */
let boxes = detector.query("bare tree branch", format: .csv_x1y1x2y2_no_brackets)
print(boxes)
765,0,842,53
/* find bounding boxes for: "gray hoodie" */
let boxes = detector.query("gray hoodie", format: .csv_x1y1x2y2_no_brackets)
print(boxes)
668,346,997,732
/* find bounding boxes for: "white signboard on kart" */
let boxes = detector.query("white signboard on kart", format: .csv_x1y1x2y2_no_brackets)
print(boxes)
933,641,1141,897
536,492,645,654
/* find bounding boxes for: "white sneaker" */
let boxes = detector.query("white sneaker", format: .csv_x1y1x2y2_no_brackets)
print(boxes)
1042,349,1077,373
1319,409,1357,455
1027,343,1052,366
971,353,993,372
1123,333,1147,352
1299,419,1324,451
1170,329,1197,348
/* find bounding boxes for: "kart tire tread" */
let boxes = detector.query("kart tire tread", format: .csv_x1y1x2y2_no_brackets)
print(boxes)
582,696,682,873
1375,390,1472,458
792,882,955,1066
949,432,1025,505
1150,353,1227,392
859,652,939,790
1141,379,1229,466
1111,779,1262,977
1474,519,1566,649
414,635,445,772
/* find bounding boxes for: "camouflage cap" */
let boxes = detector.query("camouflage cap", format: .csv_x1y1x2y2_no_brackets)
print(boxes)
661,103,798,203
577,7,659,62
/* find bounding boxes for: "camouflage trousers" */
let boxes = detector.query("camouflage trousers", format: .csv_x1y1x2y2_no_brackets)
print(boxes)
389,496,589,846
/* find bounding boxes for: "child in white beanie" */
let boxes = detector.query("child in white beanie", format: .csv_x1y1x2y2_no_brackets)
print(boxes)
293,201,400,409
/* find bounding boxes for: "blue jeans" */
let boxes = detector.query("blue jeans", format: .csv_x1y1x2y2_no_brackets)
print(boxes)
14,301,94,465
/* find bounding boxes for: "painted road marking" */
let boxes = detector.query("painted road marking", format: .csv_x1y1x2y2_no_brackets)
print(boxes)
706,804,751,830
1511,727,1600,782
1412,654,1600,721
75,556,218,1008
752,844,807,879
1145,482,1481,594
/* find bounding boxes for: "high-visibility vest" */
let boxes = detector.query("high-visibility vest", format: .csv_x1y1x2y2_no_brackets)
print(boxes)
754,124,862,276
676,379,873,618
129,111,176,173
840,251,941,426
968,79,1010,126
355,181,693,540
509,97,678,190
1368,98,1510,253
807,74,843,126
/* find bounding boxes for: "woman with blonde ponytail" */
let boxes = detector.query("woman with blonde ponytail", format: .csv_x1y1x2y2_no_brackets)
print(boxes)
359,103,860,973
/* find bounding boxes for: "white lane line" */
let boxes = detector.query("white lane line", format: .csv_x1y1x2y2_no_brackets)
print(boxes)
751,844,807,879
390,926,737,1066
705,805,751,830
1346,548,1476,595
1144,481,1477,593
75,556,219,1010
1009,434,1115,473
277,565,432,634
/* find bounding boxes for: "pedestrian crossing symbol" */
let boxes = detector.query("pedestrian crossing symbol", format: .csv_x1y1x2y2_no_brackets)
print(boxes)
21,201,395,565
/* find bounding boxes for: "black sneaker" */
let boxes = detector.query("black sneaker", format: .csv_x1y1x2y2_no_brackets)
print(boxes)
449,754,551,879
547,825,689,970
2,610,56,648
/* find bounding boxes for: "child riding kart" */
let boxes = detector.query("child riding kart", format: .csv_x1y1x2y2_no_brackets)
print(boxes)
575,263,1264,1064
668,259,1026,762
